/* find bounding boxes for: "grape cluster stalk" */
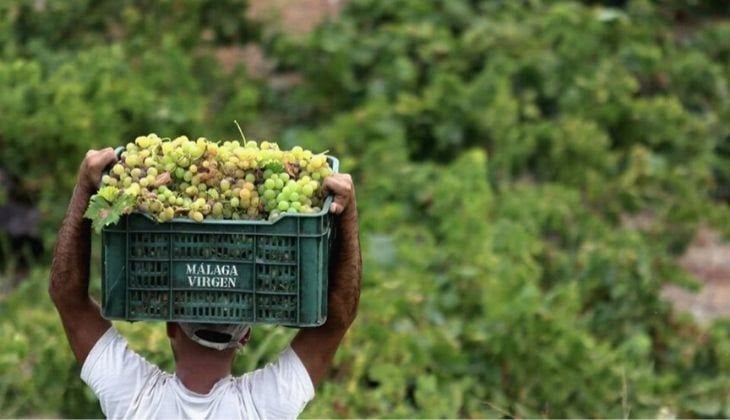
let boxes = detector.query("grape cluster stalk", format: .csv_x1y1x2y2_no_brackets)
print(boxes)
91,134,334,226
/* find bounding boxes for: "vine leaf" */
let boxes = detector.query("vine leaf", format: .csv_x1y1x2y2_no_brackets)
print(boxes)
85,193,136,234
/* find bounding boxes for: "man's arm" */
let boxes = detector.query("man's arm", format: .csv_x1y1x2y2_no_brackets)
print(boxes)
49,148,117,365
291,174,362,387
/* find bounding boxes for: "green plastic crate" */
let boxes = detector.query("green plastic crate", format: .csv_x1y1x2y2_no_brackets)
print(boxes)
100,157,337,327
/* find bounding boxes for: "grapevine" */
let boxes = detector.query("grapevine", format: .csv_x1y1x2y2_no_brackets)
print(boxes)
85,133,334,233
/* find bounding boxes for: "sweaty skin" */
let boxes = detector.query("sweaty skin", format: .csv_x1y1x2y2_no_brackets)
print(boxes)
49,148,362,391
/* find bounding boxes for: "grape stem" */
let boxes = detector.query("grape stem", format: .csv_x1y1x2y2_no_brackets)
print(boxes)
234,120,247,143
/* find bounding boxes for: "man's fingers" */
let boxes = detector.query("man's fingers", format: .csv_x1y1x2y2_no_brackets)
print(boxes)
84,148,117,169
81,148,118,191
93,147,118,170
329,196,349,215
322,175,355,215
322,175,353,197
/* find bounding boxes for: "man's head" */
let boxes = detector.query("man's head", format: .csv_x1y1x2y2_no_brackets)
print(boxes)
165,322,252,388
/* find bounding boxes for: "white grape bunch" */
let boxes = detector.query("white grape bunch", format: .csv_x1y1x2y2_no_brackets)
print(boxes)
85,133,334,233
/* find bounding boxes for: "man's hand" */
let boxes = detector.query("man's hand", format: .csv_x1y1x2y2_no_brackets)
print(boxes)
77,147,117,194
292,173,362,386
324,173,356,217
50,148,117,365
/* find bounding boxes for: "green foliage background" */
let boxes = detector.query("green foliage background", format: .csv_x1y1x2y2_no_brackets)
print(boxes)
1,0,729,418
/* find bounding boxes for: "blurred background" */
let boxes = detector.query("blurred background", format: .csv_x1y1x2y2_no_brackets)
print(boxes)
0,0,729,417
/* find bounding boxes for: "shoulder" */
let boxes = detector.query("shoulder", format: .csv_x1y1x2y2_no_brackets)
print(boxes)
237,346,315,419
80,327,170,418
80,326,123,378
80,326,162,387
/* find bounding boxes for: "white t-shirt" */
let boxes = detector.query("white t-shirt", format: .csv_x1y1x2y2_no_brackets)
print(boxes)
81,327,315,419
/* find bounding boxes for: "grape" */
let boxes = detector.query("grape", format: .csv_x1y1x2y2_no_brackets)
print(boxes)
102,175,117,186
319,167,333,178
126,155,140,167
125,183,141,197
193,198,206,210
212,202,224,217
112,164,125,177
190,211,204,223
159,206,175,222
150,200,162,213
89,135,334,224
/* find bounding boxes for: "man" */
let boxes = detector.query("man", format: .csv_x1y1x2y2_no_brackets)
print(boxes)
49,147,362,419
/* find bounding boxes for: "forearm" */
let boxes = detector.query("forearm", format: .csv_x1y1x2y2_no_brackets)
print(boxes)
49,184,94,306
325,208,362,330
50,148,115,365
292,206,361,385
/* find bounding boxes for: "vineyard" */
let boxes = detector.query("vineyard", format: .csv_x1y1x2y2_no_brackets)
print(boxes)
0,0,729,418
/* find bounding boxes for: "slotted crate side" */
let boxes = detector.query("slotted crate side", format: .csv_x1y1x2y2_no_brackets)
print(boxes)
101,212,332,325
320,228,331,322
298,234,328,326
171,290,254,321
128,289,170,318
101,220,128,319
